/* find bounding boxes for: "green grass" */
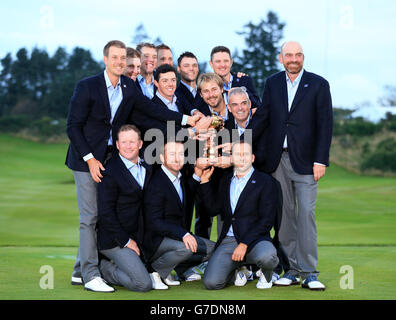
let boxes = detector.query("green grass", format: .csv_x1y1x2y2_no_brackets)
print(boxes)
1,134,396,300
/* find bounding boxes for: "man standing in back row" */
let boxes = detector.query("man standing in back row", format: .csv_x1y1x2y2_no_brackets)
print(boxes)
209,46,261,109
259,41,333,290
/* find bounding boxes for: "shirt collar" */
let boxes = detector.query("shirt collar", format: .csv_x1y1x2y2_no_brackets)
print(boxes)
180,80,197,94
119,153,141,170
286,69,304,86
104,70,121,89
161,165,182,183
233,166,255,182
234,110,252,129
137,74,154,85
224,74,234,91
156,91,177,106
209,105,228,121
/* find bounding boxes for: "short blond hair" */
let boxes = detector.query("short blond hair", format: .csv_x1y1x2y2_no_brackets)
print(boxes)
197,72,223,92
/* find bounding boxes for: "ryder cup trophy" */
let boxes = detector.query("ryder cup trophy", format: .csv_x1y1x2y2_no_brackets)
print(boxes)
205,114,224,160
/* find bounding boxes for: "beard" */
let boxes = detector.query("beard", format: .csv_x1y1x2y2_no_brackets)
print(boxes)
207,95,223,108
285,62,303,74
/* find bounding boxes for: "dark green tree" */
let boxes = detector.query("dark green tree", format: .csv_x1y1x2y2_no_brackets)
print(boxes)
232,11,285,94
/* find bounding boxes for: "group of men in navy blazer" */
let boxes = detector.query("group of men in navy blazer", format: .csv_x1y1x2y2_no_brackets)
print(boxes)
65,39,333,293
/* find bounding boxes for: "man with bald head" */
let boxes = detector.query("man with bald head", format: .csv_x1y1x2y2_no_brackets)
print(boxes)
259,41,333,291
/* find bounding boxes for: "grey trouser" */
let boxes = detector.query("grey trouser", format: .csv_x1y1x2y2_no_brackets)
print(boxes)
151,236,215,279
203,236,279,290
272,151,319,279
72,170,101,283
100,247,152,292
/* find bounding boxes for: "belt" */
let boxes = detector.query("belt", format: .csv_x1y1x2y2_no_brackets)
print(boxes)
282,148,288,152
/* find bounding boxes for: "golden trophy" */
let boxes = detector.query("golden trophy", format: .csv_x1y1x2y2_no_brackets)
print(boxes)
206,114,224,160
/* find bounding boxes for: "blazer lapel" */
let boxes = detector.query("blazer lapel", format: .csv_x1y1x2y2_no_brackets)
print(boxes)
233,171,258,215
225,175,233,217
112,76,129,124
279,72,289,114
289,71,310,114
180,177,187,209
161,169,183,209
117,155,142,190
142,161,152,189
98,73,112,121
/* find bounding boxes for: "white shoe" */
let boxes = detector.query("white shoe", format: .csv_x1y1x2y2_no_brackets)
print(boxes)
272,272,280,283
185,273,201,282
274,273,301,286
71,276,83,285
164,274,180,286
234,267,248,287
150,272,168,290
256,273,273,289
84,277,114,293
302,275,326,291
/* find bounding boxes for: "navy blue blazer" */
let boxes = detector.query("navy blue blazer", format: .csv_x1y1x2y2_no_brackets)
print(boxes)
65,72,183,172
142,167,199,260
97,154,153,251
129,93,191,142
258,70,333,174
229,72,261,109
175,82,207,112
199,169,278,252
152,94,194,117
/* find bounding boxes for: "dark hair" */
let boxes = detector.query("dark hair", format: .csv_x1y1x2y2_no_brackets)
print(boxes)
117,124,141,140
103,40,126,57
136,42,156,54
126,47,141,59
156,44,172,52
154,64,177,82
210,46,231,61
177,51,198,66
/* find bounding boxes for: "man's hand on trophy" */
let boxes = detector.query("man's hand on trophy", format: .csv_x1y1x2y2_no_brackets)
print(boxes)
187,112,202,127
215,142,233,155
195,128,217,141
192,110,205,119
194,116,212,131
195,157,211,171
200,166,215,183
213,156,232,169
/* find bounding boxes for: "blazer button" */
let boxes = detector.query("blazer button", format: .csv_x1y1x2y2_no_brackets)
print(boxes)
232,218,236,221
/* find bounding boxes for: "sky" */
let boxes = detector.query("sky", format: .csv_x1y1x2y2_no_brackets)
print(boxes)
1,0,395,120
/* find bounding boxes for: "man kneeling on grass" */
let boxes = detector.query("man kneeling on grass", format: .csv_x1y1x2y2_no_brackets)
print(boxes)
195,141,279,290
142,140,215,289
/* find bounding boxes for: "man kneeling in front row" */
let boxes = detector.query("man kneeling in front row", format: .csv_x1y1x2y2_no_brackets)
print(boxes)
196,141,279,289
142,140,216,289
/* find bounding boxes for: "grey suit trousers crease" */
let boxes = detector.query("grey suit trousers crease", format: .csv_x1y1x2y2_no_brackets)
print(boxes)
272,151,319,278
203,236,279,290
151,236,215,279
72,170,101,282
100,247,152,292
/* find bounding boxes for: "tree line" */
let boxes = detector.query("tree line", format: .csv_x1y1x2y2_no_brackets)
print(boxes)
0,11,395,173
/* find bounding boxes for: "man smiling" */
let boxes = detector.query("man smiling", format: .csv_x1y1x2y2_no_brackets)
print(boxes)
209,46,261,109
136,42,157,98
